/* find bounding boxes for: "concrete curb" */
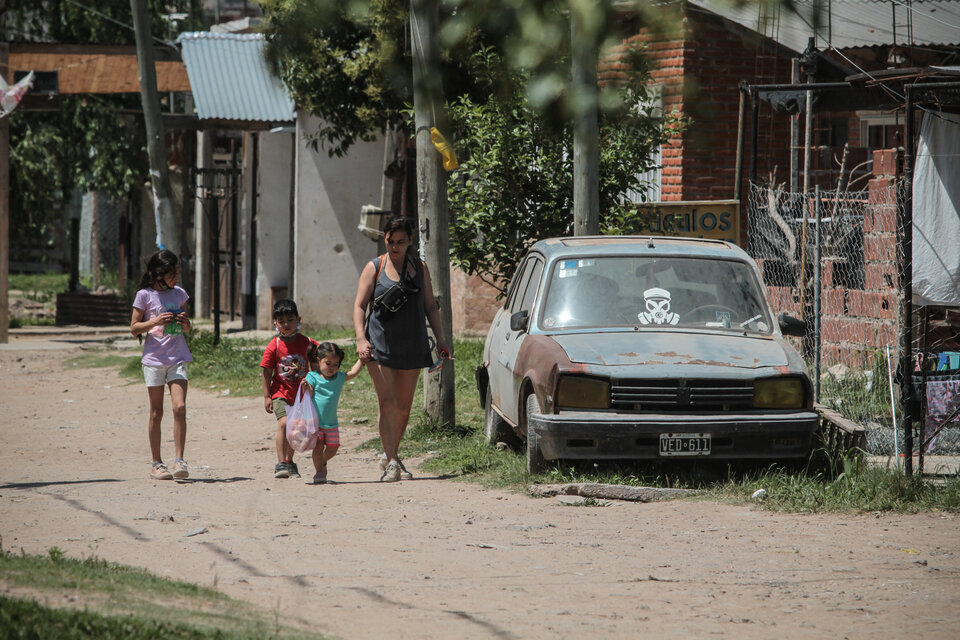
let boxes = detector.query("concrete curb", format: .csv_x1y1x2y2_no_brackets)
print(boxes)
530,483,697,502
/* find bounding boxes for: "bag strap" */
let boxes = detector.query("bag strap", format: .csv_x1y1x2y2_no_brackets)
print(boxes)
375,254,386,281
370,254,386,305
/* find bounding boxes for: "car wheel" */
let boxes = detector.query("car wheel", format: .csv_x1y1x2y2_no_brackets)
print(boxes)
525,393,546,474
484,382,516,448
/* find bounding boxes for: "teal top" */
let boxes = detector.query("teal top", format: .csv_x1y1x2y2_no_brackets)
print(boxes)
304,370,346,428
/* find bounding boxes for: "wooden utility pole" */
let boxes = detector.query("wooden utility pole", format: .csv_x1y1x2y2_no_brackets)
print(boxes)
571,3,600,236
411,0,455,427
0,43,9,343
130,0,178,254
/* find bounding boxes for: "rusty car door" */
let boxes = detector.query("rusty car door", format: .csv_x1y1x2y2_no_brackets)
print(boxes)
490,255,544,425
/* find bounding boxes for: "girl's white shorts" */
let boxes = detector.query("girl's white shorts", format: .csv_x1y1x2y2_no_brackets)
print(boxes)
143,362,189,387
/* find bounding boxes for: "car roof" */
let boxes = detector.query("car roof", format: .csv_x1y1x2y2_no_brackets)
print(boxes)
529,236,751,262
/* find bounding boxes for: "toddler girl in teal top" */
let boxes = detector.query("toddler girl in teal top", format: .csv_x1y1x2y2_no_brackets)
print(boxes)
302,342,364,484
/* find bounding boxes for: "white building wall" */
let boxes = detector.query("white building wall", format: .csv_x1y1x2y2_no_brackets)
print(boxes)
293,111,385,328
257,131,295,328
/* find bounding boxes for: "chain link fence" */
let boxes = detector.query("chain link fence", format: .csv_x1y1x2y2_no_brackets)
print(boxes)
747,179,959,458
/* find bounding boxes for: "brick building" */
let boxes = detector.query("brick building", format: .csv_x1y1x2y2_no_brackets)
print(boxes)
605,6,795,204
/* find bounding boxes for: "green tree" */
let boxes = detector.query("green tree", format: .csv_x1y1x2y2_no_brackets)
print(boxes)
1,0,202,262
447,46,683,292
260,0,482,156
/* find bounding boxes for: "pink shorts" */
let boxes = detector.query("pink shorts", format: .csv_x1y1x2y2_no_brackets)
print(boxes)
318,426,340,447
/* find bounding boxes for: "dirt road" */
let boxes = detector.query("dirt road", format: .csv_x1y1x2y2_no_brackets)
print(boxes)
1,337,958,639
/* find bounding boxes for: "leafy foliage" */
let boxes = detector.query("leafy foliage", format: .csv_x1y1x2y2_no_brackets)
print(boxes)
446,46,685,292
260,0,410,156
439,0,683,122
260,0,482,157
0,0,203,263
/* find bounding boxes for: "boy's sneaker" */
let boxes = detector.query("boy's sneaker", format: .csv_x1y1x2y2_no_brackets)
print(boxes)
378,452,388,471
380,460,401,483
172,458,189,479
313,470,327,485
397,459,413,480
288,461,301,478
274,462,290,478
151,462,173,480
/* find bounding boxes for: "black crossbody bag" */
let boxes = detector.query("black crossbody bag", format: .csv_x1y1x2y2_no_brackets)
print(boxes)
371,254,421,315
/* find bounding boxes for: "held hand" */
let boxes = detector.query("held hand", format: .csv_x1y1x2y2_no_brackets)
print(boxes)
299,380,312,397
155,311,174,327
357,338,374,363
175,311,188,325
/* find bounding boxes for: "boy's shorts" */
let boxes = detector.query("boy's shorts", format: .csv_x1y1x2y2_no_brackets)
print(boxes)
318,425,340,447
143,362,188,387
272,397,290,419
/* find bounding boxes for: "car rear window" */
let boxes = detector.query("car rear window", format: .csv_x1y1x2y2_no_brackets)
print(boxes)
539,256,773,334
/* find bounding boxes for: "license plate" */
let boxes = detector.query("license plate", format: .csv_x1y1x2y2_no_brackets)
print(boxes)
659,432,711,456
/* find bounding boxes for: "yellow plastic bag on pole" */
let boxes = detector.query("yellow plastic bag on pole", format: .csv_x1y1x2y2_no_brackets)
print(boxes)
429,127,459,171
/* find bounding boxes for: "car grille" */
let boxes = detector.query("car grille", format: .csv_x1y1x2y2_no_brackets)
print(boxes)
610,379,754,412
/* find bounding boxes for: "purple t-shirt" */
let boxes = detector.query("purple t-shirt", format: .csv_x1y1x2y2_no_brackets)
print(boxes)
133,286,193,367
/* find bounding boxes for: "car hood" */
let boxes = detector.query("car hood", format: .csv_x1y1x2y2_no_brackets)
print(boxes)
550,331,794,373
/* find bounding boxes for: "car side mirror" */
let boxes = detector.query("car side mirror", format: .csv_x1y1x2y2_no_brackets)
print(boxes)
510,310,529,332
778,313,806,337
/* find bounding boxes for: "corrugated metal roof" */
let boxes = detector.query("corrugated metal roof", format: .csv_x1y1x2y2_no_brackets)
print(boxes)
690,0,960,54
177,32,294,123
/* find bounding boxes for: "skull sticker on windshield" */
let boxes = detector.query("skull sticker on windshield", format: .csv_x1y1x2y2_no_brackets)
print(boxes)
637,287,680,325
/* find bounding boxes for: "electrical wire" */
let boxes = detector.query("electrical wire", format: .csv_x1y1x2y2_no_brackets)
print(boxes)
62,0,176,48
886,0,960,32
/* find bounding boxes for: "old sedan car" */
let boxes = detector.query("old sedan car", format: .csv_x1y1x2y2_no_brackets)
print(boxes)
476,236,818,473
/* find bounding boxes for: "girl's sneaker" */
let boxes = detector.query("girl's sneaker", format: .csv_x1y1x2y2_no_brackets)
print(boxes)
274,462,290,478
378,452,387,471
172,458,189,479
151,462,173,480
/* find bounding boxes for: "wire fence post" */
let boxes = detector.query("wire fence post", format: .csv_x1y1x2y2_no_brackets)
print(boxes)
813,186,822,403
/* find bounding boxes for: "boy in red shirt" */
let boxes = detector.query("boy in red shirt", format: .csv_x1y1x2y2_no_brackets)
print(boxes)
261,299,318,478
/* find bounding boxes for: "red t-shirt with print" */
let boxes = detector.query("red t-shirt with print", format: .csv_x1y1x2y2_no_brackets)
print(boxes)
260,334,318,405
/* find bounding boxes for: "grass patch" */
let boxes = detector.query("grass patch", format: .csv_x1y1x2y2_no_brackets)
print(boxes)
705,456,960,513
0,548,321,640
67,353,140,370
9,316,56,328
9,272,69,303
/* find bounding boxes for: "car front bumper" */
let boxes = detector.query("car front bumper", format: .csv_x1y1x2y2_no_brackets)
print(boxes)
529,410,819,461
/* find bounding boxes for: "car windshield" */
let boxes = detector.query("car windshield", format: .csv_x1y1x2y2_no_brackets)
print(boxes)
539,256,773,334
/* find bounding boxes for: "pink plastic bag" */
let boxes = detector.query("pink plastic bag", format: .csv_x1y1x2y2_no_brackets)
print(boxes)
285,386,319,453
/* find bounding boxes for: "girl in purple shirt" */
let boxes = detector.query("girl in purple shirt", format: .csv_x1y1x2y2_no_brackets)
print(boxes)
130,250,193,480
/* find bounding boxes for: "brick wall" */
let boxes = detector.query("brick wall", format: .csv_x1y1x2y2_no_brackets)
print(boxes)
449,267,503,337
808,148,901,368
604,10,793,204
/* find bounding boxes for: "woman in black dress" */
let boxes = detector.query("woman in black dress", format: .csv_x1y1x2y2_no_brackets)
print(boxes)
353,216,450,482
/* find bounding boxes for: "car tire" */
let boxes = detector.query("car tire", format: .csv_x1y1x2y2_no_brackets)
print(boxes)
525,393,546,474
484,382,517,448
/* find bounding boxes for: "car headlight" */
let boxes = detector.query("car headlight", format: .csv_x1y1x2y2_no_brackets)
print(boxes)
556,376,610,409
753,377,805,409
